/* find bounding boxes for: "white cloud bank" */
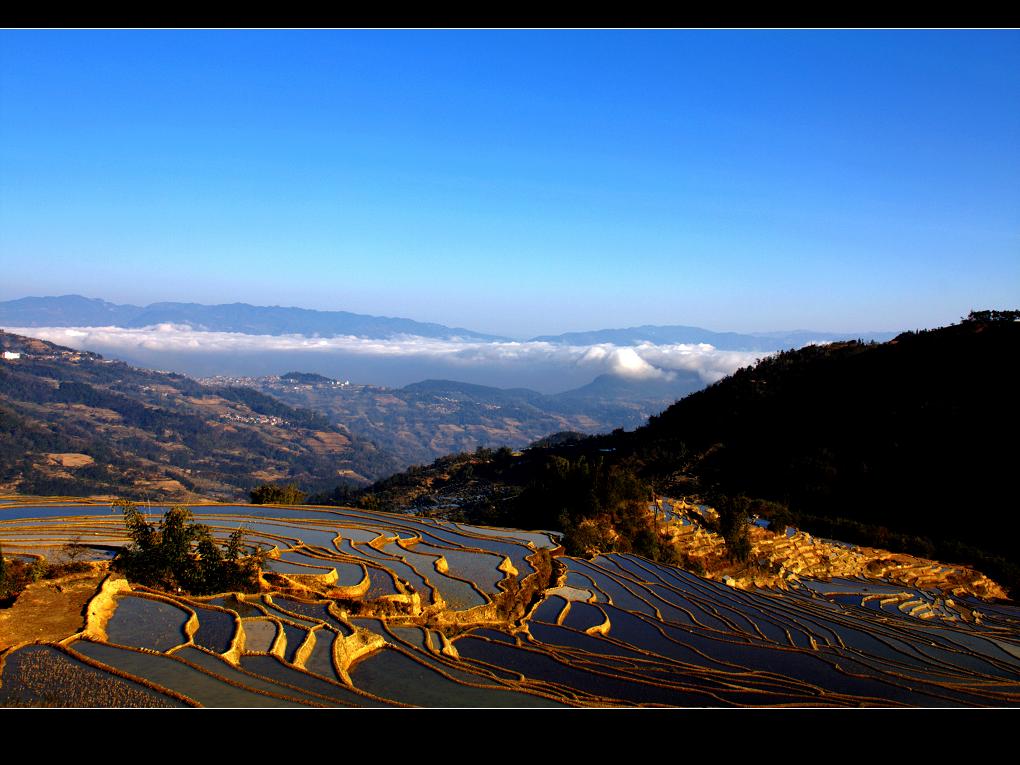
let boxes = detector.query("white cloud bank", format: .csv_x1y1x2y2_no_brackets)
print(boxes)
2,324,767,386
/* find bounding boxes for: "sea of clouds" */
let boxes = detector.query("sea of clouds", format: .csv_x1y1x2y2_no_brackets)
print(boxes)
2,323,769,392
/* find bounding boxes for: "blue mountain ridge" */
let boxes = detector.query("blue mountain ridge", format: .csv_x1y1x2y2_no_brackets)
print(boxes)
0,295,897,350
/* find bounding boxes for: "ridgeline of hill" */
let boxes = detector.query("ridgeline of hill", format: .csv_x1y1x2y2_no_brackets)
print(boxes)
0,294,897,350
530,323,897,349
209,373,705,469
0,295,505,341
631,313,1018,558
0,331,401,501
332,313,1020,594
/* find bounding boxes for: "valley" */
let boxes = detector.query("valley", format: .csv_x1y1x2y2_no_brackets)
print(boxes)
0,331,400,501
201,373,703,469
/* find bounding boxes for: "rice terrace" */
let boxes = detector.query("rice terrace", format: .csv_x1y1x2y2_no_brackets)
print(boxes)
2,496,1018,708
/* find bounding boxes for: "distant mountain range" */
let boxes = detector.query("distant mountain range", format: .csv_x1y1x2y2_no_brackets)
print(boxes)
0,295,506,342
0,294,896,349
531,324,898,349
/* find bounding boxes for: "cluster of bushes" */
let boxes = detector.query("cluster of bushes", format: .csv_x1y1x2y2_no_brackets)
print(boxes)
306,479,363,507
326,448,682,564
505,454,674,562
695,493,795,563
964,309,1020,322
111,502,263,596
249,483,307,505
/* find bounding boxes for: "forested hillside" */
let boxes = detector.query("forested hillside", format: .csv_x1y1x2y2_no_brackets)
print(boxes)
0,331,400,500
335,314,1020,593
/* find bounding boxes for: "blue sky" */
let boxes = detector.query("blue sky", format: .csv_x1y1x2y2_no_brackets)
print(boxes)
1,29,1017,338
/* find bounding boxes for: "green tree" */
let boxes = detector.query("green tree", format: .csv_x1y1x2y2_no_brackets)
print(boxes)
113,502,263,595
714,494,753,563
358,494,381,511
514,455,657,559
250,483,307,505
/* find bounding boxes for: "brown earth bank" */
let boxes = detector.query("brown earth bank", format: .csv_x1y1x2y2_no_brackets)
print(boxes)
45,453,95,468
0,565,107,652
657,500,1010,603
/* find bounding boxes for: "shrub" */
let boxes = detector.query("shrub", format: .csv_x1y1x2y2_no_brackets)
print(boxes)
0,553,38,606
27,558,48,582
57,538,92,574
713,493,753,563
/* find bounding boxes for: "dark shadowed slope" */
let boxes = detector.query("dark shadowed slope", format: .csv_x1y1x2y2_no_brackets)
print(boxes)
616,314,1020,589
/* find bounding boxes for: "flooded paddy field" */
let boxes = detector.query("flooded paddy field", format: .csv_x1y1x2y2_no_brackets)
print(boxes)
104,595,191,652
1,500,1018,707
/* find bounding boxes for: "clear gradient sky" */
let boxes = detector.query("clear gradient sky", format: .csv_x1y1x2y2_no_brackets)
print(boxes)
1,29,1017,338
